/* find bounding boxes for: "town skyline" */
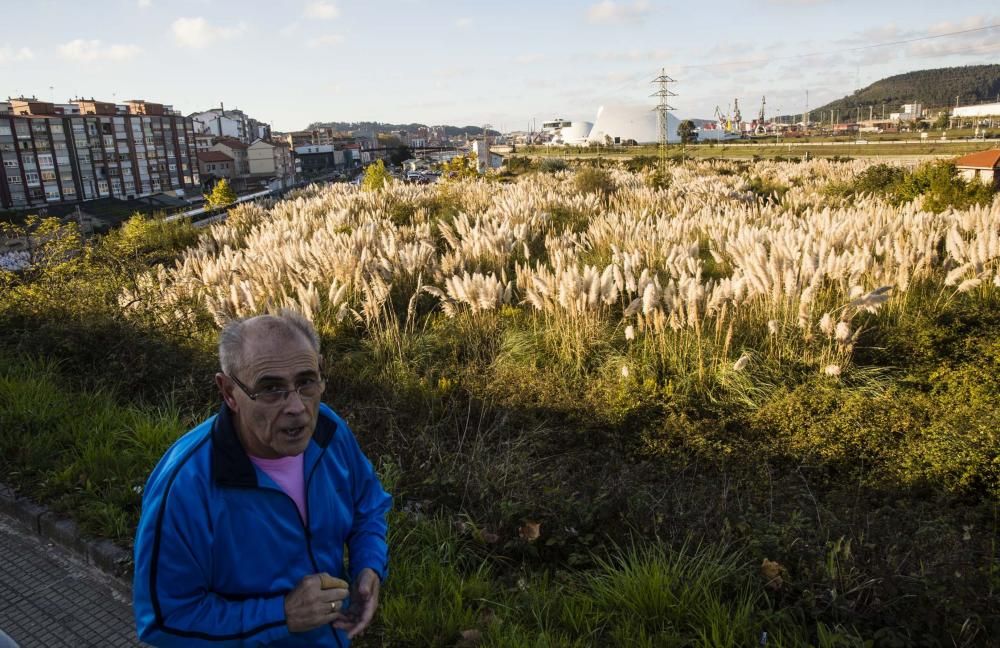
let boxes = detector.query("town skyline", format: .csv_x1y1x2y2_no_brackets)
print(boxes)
2,1,999,131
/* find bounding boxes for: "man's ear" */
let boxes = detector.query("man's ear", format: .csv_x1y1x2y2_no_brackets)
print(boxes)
215,373,238,410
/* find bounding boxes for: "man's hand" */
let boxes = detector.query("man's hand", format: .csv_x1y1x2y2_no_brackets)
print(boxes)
284,573,349,633
332,568,381,639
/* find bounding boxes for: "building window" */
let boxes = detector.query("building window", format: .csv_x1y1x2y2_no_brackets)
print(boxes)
7,175,21,184
45,187,61,201
2,160,17,169
25,172,39,185
38,154,54,168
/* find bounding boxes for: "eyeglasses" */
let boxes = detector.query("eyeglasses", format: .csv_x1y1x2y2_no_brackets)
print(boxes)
228,373,326,405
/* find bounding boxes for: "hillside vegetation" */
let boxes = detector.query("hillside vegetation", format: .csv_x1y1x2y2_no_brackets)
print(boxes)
811,64,1000,116
1,160,998,646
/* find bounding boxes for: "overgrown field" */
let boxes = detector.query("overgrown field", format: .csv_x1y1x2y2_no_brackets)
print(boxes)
1,158,998,646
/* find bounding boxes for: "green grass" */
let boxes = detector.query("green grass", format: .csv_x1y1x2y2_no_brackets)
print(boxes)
0,353,191,542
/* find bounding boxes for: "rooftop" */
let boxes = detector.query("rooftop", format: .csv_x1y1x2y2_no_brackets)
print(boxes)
197,151,234,163
213,137,248,150
954,149,1000,169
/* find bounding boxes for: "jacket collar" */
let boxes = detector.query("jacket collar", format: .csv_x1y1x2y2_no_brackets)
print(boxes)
211,403,335,488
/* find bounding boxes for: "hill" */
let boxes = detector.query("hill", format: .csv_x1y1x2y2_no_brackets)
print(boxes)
811,64,1000,118
304,120,499,138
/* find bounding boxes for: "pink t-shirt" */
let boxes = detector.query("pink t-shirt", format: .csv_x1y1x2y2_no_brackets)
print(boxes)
248,453,307,523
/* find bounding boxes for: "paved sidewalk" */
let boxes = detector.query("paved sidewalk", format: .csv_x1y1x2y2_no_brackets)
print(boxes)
0,515,139,647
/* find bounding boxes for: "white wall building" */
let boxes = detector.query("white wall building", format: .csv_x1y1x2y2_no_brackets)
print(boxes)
587,104,681,145
953,102,1000,118
189,106,270,145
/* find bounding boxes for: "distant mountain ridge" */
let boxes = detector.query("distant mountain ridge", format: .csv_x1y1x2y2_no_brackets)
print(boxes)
810,64,1000,119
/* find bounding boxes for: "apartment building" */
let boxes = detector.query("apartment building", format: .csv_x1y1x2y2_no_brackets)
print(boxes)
248,139,294,186
0,97,199,210
189,105,270,145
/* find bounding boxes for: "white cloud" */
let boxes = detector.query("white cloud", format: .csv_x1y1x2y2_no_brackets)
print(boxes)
514,53,545,64
171,17,247,49
595,47,672,62
586,0,650,25
57,39,141,62
306,34,344,48
455,17,473,28
433,66,470,79
0,46,34,63
304,2,339,20
279,22,301,37
137,0,152,8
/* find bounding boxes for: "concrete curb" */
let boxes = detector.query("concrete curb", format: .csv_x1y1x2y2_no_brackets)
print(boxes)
0,481,133,591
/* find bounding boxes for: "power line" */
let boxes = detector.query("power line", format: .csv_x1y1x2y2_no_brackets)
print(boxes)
677,23,1000,71
650,69,676,170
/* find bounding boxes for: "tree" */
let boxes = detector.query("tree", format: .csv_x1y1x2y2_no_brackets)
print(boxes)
439,153,479,181
362,160,391,192
678,120,698,145
389,145,412,166
204,179,236,209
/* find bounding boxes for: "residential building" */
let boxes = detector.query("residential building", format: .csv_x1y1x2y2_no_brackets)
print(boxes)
196,151,235,181
276,127,344,148
210,137,249,176
294,144,346,176
954,149,1000,188
248,139,295,187
189,105,270,146
0,96,199,210
194,133,214,152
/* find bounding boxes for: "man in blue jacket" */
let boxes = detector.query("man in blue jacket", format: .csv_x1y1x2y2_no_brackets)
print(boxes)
133,311,392,647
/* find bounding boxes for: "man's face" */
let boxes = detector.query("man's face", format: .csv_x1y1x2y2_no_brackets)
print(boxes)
219,328,322,458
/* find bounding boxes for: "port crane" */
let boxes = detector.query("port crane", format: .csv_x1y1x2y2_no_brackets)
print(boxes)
752,96,767,135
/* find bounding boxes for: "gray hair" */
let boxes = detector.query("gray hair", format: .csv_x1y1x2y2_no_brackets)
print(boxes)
219,309,321,377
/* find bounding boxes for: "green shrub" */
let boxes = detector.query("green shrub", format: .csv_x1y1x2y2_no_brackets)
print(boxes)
746,176,789,203
825,160,995,213
540,158,568,173
573,167,615,196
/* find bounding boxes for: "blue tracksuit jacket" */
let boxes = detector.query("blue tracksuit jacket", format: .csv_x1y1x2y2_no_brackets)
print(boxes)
133,403,392,646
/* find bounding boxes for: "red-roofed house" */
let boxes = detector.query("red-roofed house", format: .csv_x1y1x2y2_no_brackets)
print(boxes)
197,151,235,181
211,137,250,176
954,149,1000,188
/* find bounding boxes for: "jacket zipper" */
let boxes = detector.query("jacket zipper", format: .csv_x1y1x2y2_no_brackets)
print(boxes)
255,450,346,647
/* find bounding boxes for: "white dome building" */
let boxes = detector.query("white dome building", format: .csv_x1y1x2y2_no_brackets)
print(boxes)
587,104,681,145
557,121,593,146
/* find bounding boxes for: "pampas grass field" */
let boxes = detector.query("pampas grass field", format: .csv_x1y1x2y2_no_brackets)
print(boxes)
2,158,998,645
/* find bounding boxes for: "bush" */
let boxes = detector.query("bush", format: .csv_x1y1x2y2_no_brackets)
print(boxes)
504,156,536,175
825,160,995,213
746,176,789,203
573,167,616,196
540,158,568,173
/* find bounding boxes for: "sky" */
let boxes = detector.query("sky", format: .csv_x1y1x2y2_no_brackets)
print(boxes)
1,0,998,132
